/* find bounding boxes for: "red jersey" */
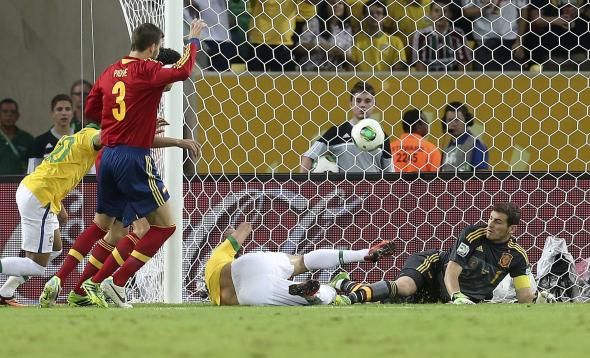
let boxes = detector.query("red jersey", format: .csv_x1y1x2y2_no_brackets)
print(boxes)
86,41,198,148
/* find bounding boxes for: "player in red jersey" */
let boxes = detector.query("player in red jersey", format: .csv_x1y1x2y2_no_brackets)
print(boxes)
80,20,205,308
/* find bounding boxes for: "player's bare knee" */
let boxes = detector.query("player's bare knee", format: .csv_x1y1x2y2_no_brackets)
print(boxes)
132,218,150,238
94,213,115,231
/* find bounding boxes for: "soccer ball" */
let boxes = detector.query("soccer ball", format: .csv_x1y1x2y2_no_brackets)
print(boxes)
351,118,385,152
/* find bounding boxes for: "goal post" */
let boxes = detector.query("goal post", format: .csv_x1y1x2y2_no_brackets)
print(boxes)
117,0,184,302
162,0,184,304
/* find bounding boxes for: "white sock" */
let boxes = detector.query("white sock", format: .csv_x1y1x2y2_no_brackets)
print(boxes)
49,250,63,263
0,257,45,276
0,276,28,297
303,249,369,270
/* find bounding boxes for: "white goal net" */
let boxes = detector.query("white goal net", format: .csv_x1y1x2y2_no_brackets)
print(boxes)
115,0,590,304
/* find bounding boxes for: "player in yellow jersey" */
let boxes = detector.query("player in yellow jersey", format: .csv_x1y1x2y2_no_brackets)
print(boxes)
204,222,394,306
0,117,198,307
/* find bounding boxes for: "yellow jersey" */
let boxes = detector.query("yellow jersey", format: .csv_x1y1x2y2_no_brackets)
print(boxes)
21,127,100,214
249,0,298,45
205,238,240,306
297,1,316,21
351,33,406,71
387,0,432,45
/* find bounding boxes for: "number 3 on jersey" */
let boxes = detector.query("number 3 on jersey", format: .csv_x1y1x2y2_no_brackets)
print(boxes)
112,81,126,121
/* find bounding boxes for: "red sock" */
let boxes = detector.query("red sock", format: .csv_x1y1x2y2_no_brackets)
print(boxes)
91,233,140,284
113,226,175,287
56,222,107,283
73,239,115,296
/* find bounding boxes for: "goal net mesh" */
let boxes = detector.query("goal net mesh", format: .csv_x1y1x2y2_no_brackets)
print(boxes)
111,0,590,303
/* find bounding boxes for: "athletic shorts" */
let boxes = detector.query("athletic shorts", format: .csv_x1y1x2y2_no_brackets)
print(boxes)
16,184,59,254
231,252,335,306
96,146,169,226
398,249,450,303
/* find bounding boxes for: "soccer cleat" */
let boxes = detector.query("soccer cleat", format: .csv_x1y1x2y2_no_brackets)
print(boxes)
328,271,351,292
101,277,132,309
0,295,26,308
333,295,352,306
39,276,61,308
288,279,320,298
67,291,95,307
364,240,395,262
82,278,108,308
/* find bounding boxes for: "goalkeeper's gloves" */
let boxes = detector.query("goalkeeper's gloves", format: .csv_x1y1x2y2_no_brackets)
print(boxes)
535,290,557,304
451,292,475,305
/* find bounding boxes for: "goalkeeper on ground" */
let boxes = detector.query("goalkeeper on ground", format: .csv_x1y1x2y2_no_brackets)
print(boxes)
204,222,395,306
331,202,551,304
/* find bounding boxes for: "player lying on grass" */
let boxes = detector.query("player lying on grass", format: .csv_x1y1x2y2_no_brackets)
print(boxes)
38,47,199,308
203,222,395,306
331,202,555,305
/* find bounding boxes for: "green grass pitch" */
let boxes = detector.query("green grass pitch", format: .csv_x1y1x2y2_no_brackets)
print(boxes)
1,304,588,357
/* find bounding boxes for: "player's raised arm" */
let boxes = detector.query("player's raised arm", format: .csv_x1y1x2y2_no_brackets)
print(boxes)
148,19,206,87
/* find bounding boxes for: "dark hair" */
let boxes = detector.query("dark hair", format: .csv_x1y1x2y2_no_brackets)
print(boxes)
492,202,521,226
402,109,425,133
441,101,473,132
318,0,352,41
70,80,93,94
363,0,387,17
51,94,72,111
0,98,19,114
156,47,182,65
131,23,164,51
350,81,376,100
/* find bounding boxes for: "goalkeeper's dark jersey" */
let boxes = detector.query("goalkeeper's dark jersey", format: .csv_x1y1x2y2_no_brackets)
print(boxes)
446,224,529,302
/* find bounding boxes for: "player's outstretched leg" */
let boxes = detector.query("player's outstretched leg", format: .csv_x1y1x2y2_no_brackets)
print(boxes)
39,276,61,308
100,276,132,309
364,240,396,262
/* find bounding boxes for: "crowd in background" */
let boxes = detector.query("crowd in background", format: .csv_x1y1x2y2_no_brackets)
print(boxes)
186,0,590,72
0,81,92,175
4,0,586,175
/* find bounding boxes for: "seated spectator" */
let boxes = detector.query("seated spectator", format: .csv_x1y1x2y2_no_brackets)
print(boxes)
247,0,299,71
391,109,441,172
527,0,590,71
184,0,237,71
463,0,528,71
70,79,92,132
295,0,354,71
0,98,34,175
385,0,432,45
350,0,406,72
28,94,74,173
411,0,472,71
440,102,489,172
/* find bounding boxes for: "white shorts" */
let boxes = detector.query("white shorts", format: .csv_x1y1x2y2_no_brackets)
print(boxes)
231,252,336,306
16,184,59,254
